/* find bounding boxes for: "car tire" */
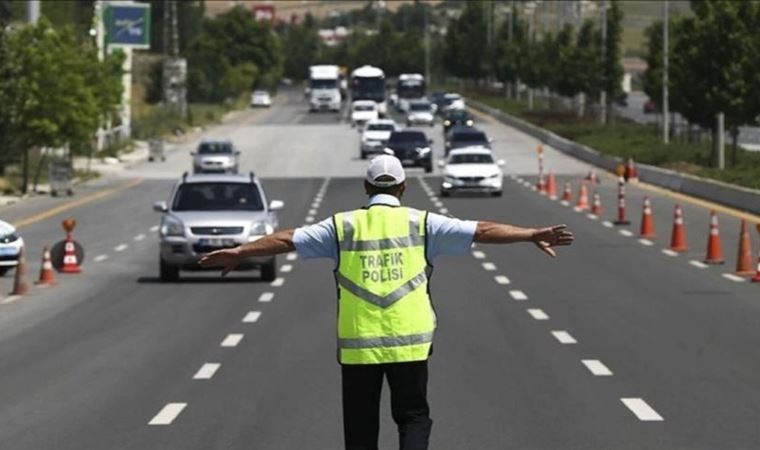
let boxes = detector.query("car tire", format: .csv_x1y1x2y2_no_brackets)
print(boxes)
424,164,433,174
261,258,277,282
160,257,180,282
492,191,503,197
441,190,450,198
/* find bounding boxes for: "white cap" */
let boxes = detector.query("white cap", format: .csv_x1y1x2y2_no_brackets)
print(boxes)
366,155,406,187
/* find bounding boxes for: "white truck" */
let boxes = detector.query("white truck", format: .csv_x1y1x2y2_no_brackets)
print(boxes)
308,65,342,112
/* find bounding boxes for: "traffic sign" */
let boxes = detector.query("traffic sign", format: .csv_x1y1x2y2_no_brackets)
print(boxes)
105,3,151,49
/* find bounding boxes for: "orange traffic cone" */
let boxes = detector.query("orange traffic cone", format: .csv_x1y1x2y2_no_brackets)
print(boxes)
639,197,656,238
537,172,547,195
735,220,754,275
546,171,557,200
61,237,82,274
613,176,630,225
625,157,638,182
585,169,599,185
36,246,57,285
10,247,29,295
561,182,572,202
575,182,589,211
591,192,603,216
752,223,760,283
669,204,688,252
704,211,725,264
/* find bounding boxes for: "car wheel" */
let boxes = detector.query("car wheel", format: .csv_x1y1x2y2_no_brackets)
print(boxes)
440,190,450,198
492,191,503,197
261,258,277,282
424,164,433,174
160,257,180,282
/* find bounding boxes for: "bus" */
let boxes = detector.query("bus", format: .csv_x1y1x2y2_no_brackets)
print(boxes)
350,65,387,117
396,73,425,113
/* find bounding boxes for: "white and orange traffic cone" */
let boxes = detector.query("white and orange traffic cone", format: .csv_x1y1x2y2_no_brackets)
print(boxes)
561,182,572,203
537,171,547,195
575,182,590,211
546,171,557,200
36,246,57,285
61,236,82,273
613,176,631,225
669,204,688,252
591,192,603,217
585,169,599,185
625,157,639,183
703,211,725,264
639,197,656,238
735,220,754,276
10,247,29,296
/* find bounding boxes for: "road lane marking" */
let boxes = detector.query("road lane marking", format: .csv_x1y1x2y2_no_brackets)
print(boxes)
722,273,745,282
221,334,243,347
472,251,486,259
308,209,317,215
148,403,187,425
586,214,598,220
281,264,292,273
638,239,654,246
621,398,664,421
286,253,297,261
689,260,708,269
582,359,613,376
193,363,221,380
94,254,108,262
619,229,634,237
1,295,22,305
602,221,614,228
150,225,159,232
482,262,496,271
509,290,528,301
662,249,679,257
434,201,443,208
311,202,320,209
114,244,128,252
439,208,449,214
270,277,285,287
527,308,549,320
259,292,274,302
560,200,570,206
430,196,438,202
494,275,510,285
305,216,315,223
134,234,146,242
551,330,577,344
243,311,261,323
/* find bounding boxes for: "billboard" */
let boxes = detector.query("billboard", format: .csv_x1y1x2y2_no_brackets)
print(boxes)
105,3,151,49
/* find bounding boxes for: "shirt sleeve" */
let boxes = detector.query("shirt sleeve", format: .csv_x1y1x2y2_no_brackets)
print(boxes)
292,218,338,261
425,212,477,262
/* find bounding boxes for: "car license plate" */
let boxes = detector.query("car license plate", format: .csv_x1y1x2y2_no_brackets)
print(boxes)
402,159,415,165
199,238,235,248
0,247,18,256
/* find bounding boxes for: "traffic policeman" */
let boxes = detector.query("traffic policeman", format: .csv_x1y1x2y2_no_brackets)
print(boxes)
199,155,574,450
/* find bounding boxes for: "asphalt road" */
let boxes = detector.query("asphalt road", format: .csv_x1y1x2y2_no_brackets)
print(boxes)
0,88,759,449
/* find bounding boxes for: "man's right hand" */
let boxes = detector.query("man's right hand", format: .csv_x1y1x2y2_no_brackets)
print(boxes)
198,247,241,276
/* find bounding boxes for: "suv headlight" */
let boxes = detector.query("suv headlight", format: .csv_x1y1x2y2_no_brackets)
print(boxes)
417,147,431,155
161,216,184,237
466,119,474,126
250,222,273,236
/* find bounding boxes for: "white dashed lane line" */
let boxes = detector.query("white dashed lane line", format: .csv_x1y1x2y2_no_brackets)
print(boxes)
586,214,599,220
722,273,746,283
582,359,613,376
618,229,634,237
94,254,108,263
148,403,187,425
114,244,128,252
472,251,486,259
621,398,664,422
243,311,262,323
689,260,708,269
286,253,298,261
434,201,443,208
494,275,510,285
551,330,577,344
221,334,243,347
270,277,285,287
308,209,317,215
305,216,315,223
509,290,528,301
259,292,274,302
134,234,146,242
439,208,449,214
638,239,654,246
602,221,614,228
150,225,159,232
482,262,496,271
661,249,679,257
192,363,221,380
1,295,22,305
527,308,549,320
281,264,293,273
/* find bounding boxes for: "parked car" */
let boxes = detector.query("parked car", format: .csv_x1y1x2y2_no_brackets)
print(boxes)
154,172,284,282
250,90,272,107
360,119,398,159
440,146,504,197
350,100,379,128
406,100,435,127
384,130,433,173
0,220,24,276
442,109,474,134
191,139,240,174
445,126,491,155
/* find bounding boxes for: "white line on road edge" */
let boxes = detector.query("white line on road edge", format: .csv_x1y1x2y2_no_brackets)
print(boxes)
472,251,486,259
509,290,528,301
259,292,274,302
661,249,679,257
482,262,497,271
193,363,221,380
221,334,243,347
114,244,128,252
620,398,664,421
602,221,614,228
582,359,613,376
94,254,108,263
638,239,654,246
722,273,746,282
618,230,634,237
134,234,146,242
270,277,285,287
494,275,510,285
148,403,187,425
150,225,159,232
1,295,22,305
551,330,577,344
286,253,297,261
689,260,709,269
439,208,449,214
243,311,262,323
281,264,293,273
527,308,549,320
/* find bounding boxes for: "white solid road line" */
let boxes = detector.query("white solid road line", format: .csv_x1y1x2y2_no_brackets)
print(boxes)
619,229,634,237
150,225,159,232
602,221,614,228
114,244,128,252
582,359,613,376
1,295,22,305
134,233,146,242
689,260,709,269
482,262,497,271
494,275,511,285
271,277,285,287
527,308,549,320
661,249,679,257
472,250,486,259
94,254,108,263
259,292,274,302
638,239,654,246
148,403,187,425
509,290,528,301
193,363,221,380
551,330,577,344
243,311,262,323
281,264,293,273
286,253,298,261
722,273,746,282
221,334,243,347
621,398,664,421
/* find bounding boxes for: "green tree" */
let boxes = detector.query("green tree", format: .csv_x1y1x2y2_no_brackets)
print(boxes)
601,0,624,120
574,20,602,115
443,1,487,81
282,19,320,80
641,20,664,108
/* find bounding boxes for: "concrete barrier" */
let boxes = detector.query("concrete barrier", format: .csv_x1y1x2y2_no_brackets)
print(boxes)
470,99,760,215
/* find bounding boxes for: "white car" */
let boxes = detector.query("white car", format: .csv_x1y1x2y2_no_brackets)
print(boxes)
350,100,379,128
360,119,398,159
439,146,504,197
442,93,466,112
406,100,435,127
0,220,24,276
251,90,272,107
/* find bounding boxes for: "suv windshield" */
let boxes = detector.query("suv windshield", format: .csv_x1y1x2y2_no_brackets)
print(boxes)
450,154,494,164
389,132,426,144
446,110,469,120
198,142,233,154
354,104,374,111
367,123,394,131
410,103,431,111
173,183,264,212
453,132,487,143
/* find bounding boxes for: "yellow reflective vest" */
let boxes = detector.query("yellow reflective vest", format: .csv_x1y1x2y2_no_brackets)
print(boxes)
334,205,436,364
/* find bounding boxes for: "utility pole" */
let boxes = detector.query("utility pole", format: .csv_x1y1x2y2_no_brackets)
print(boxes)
715,112,725,169
27,0,39,23
662,0,670,144
599,0,607,125
424,5,430,84
163,0,187,118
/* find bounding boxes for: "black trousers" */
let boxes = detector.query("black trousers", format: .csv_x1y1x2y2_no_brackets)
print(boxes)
341,360,433,450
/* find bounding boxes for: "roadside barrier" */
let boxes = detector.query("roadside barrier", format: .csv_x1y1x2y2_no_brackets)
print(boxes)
614,177,631,225
752,224,760,283
704,211,725,264
735,220,754,275
10,247,29,296
575,182,589,211
640,197,656,238
35,246,57,285
669,205,689,252
561,182,572,202
591,191,603,216
546,171,557,200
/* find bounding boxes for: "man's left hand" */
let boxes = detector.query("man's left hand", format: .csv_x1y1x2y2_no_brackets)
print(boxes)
531,224,574,258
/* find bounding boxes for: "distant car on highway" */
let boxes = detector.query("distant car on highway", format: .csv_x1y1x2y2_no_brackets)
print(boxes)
360,119,398,159
191,139,240,174
0,220,23,277
442,109,474,134
250,90,272,107
429,91,447,114
384,130,433,173
406,100,435,127
154,172,284,282
643,100,658,114
350,100,379,127
445,126,491,155
441,93,466,112
439,146,504,197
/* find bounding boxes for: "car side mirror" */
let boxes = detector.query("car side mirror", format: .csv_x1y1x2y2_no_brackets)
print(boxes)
269,200,284,211
497,159,506,167
153,201,168,212
437,160,446,168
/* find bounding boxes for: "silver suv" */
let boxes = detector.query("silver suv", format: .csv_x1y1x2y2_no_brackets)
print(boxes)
154,172,284,282
192,139,240,174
